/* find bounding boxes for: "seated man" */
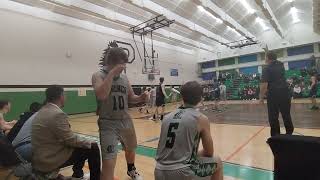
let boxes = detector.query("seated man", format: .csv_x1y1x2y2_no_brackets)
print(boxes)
32,85,101,179
7,102,42,142
12,112,39,162
155,81,223,180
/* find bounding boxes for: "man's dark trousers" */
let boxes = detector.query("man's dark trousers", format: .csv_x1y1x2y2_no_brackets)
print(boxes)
267,89,294,136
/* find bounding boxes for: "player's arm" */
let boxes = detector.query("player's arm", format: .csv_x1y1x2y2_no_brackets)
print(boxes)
92,65,124,101
0,117,13,131
162,85,169,98
198,115,214,157
128,81,147,104
171,88,180,94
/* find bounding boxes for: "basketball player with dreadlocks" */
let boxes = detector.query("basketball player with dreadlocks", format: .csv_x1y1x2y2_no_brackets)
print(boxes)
92,43,148,180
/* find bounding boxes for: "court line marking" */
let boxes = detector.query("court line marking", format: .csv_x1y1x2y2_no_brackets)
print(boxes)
77,132,272,172
225,126,266,161
139,136,160,144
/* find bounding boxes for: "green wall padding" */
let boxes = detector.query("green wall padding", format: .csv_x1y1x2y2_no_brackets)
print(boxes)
1,88,180,121
218,58,235,66
220,69,237,74
0,90,97,121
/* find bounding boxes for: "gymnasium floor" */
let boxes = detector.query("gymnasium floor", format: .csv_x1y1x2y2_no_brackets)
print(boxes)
2,100,320,180
68,100,320,180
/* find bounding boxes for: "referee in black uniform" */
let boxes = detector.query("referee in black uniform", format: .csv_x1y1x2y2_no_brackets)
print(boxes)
259,52,294,136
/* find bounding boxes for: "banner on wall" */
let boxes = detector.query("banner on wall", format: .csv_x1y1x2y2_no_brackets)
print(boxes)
170,68,178,76
78,88,87,96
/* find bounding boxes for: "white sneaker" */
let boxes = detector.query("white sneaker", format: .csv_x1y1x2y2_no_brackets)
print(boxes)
82,173,90,180
127,167,143,180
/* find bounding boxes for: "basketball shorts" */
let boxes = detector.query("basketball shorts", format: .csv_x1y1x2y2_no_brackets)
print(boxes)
309,87,317,98
212,91,220,100
154,156,219,180
98,118,137,160
220,92,226,101
156,96,165,107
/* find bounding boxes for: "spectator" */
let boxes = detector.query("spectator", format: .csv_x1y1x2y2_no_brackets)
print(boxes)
248,88,254,100
243,88,248,100
293,85,302,99
0,100,17,135
12,112,39,162
6,102,42,142
287,79,294,98
32,85,100,179
309,72,319,110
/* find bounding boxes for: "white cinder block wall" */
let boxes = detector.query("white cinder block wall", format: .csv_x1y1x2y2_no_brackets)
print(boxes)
0,9,199,85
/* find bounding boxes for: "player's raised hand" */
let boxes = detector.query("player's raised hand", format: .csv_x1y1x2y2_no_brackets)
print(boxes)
111,64,126,76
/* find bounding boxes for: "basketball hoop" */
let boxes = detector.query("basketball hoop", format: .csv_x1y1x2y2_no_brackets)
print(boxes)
142,58,160,75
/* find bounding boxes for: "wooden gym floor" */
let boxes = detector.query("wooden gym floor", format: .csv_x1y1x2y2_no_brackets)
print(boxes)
1,99,320,180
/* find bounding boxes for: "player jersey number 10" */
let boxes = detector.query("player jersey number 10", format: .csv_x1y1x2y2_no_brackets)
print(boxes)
113,96,125,111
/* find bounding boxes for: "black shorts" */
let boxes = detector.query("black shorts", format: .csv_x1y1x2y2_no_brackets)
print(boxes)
156,96,165,107
310,87,317,98
213,91,220,100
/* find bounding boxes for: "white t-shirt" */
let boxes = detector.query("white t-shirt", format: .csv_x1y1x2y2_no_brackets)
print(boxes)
219,84,226,93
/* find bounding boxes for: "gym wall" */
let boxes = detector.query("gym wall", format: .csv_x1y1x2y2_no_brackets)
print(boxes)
0,9,199,86
0,9,195,120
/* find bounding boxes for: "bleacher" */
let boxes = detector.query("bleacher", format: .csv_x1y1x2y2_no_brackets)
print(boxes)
222,69,319,100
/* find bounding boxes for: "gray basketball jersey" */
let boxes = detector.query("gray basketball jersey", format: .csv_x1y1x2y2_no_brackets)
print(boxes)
96,71,131,122
155,107,202,170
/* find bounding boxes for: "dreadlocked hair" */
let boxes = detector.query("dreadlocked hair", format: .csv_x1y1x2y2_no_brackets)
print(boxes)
99,41,128,68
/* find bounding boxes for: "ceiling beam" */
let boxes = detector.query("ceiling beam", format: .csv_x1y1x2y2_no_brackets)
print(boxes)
9,0,215,52
255,0,284,38
193,0,255,38
125,0,230,45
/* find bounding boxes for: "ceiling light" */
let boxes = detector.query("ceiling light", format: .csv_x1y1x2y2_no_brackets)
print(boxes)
256,17,269,31
288,0,294,2
290,7,300,23
290,7,298,13
198,5,223,24
256,17,263,23
198,5,205,12
216,18,223,24
239,0,255,14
